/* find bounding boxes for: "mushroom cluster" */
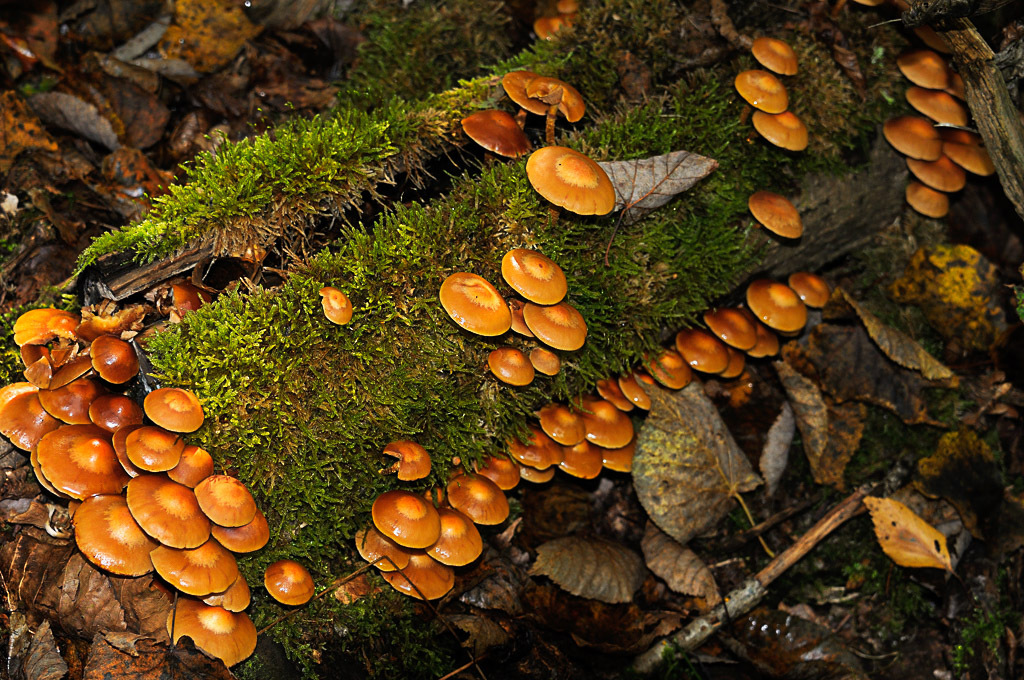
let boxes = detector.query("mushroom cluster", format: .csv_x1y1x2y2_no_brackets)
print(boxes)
533,0,578,41
885,46,992,218
735,37,808,152
358,440,510,600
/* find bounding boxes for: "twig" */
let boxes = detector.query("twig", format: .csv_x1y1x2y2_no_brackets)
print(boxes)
438,652,491,680
715,496,817,552
710,0,753,50
632,480,879,673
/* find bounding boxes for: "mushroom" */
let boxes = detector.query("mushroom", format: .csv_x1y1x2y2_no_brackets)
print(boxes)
719,346,746,379
896,48,951,89
580,396,634,449
126,474,211,548
203,576,251,612
354,525,413,572
501,249,567,305
446,473,509,525
735,70,788,113
529,347,561,376
89,335,139,384
616,372,651,410
748,191,802,239
751,37,798,76
381,553,454,600
559,440,603,479
319,287,353,325
151,537,239,596
111,424,146,478
745,279,808,333
703,308,759,350
38,377,106,425
382,440,431,481
125,425,185,472
372,490,442,549
905,180,949,218
508,299,535,337
940,129,995,176
264,559,315,606
518,464,555,483
167,598,256,667
194,475,257,528
596,378,634,412
487,348,535,387
211,507,270,553
601,436,636,473
674,328,729,374
427,507,483,566
439,273,512,337
461,110,531,158
525,75,585,145
13,308,79,347
537,402,586,446
751,110,808,152
787,272,831,309
74,494,158,576
522,301,588,351
906,155,966,193
646,349,692,390
0,382,60,450
167,444,215,488
526,146,615,216
473,455,520,491
746,319,780,359
88,394,144,433
507,426,562,469
36,424,129,499
905,87,968,126
144,387,205,434
883,116,942,161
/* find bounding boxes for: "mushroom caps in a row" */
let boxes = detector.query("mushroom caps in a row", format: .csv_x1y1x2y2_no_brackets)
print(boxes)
941,129,995,176
501,249,567,305
601,436,636,473
596,378,633,412
519,464,555,483
461,110,531,159
720,346,746,379
168,598,256,668
439,272,512,337
526,146,615,216
752,110,808,152
264,559,315,606
382,440,431,481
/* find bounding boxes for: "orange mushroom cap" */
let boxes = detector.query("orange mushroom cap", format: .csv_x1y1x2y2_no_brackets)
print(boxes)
74,494,159,576
905,180,949,218
940,129,995,176
144,387,205,434
674,328,729,374
751,110,808,151
745,279,808,333
751,37,798,75
36,423,129,499
596,377,634,412
525,75,585,122
355,525,413,572
126,474,212,548
501,249,567,305
167,598,256,667
905,86,968,126
580,396,634,449
264,559,315,606
507,426,562,469
382,440,432,481
786,272,832,309
537,402,586,446
646,349,692,390
427,507,483,566
125,425,185,473
90,335,139,384
13,308,79,347
703,308,759,351
461,109,531,158
151,537,239,596
372,489,442,549
381,553,454,600
719,346,746,379
734,70,788,113
519,464,555,483
526,146,615,216
617,372,651,410
194,475,257,528
906,155,967,193
474,455,520,491
89,394,144,433
896,48,950,89
601,436,636,473
38,377,106,425
203,575,251,612
559,440,603,479
746,318,780,359
439,272,512,337
502,70,549,115
522,301,587,351
0,382,60,451
529,347,561,376
748,191,802,239
883,116,942,161
211,507,270,553
446,473,509,525
319,287,353,325
508,298,534,337
487,348,535,387
167,444,215,488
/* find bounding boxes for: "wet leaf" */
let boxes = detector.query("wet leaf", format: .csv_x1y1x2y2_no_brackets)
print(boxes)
460,550,528,615
863,496,954,571
0,528,75,623
530,536,645,604
825,288,956,383
24,620,68,680
0,91,58,173
759,402,794,495
727,606,869,679
445,614,511,657
889,245,1007,353
641,522,720,605
29,92,120,151
597,149,718,221
915,429,1003,538
800,325,945,426
82,634,234,680
773,358,833,487
158,0,262,73
633,382,761,545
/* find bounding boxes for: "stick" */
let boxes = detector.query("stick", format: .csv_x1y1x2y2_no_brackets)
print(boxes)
632,482,876,673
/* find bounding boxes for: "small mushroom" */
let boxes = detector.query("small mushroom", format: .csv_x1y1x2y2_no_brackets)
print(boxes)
144,387,205,434
319,287,353,325
446,473,509,525
461,110,531,158
372,490,441,549
382,440,431,481
439,273,512,337
883,116,942,161
151,538,239,596
264,559,315,606
522,301,588,351
748,191,802,239
526,146,615,216
751,110,808,152
501,249,567,305
734,70,788,113
751,37,798,76
487,348,535,386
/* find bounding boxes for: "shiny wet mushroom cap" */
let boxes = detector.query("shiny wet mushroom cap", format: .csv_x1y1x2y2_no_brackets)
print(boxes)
0,382,60,451
151,538,239,596
537,402,586,446
703,308,758,351
522,301,587,351
126,474,211,548
580,397,634,449
526,146,615,216
89,394,144,433
446,473,509,525
354,525,412,572
90,335,139,384
439,273,512,337
734,70,788,113
319,287,353,325
787,272,831,308
427,507,483,567
167,598,257,667
501,70,549,115
559,440,603,479
144,388,205,434
125,425,184,473
529,347,561,376
13,308,79,346
745,279,808,333
474,455,520,491
382,440,431,481
372,489,442,549
646,349,692,390
460,110,531,158
748,191,802,239
487,348,535,387
74,494,158,576
194,475,257,528
167,444,215,488
36,424,129,500
501,249,567,305
525,75,586,122
264,559,315,606
381,553,454,600
751,110,808,152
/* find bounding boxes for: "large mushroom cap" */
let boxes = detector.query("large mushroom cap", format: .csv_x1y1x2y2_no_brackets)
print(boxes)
194,475,257,528
151,538,239,596
735,70,788,113
526,146,615,216
752,110,808,151
382,440,431,481
537,402,586,446
439,273,512,337
74,494,159,576
751,37,798,75
125,425,184,472
461,110,531,158
264,559,315,606
144,388,204,433
522,301,587,351
38,377,105,425
501,249,567,305
446,473,509,525
703,308,758,351
211,507,270,553
13,308,79,346
0,383,60,451
372,490,442,549
126,474,211,548
746,279,807,333
168,598,256,667
428,507,483,566
502,70,548,115
905,86,968,126
381,553,454,600
36,424,129,499
748,191,802,239
883,116,942,161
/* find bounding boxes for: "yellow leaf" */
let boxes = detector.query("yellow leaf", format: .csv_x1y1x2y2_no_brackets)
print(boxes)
863,496,953,572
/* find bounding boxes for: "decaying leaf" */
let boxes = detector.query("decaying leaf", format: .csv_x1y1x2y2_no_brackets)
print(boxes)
760,402,795,495
889,244,1007,353
799,325,946,426
915,429,1003,538
863,496,954,572
825,288,956,383
23,620,68,680
823,399,866,491
82,634,234,680
0,91,59,173
29,91,120,151
633,382,761,545
597,149,718,221
641,522,720,606
530,536,645,604
445,614,511,657
158,0,261,73
774,358,834,487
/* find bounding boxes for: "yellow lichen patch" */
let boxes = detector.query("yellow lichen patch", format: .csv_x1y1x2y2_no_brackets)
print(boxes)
889,244,1007,352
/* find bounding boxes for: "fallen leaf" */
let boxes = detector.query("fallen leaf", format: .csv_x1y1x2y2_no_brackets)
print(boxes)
459,550,528,615
597,149,718,221
158,0,262,73
825,288,956,383
530,536,645,604
759,402,795,495
915,429,1003,538
29,92,120,151
889,244,1007,353
82,634,234,680
773,358,834,487
633,382,761,545
863,496,954,572
24,620,68,680
0,91,58,173
641,522,720,605
445,614,511,657
823,399,866,491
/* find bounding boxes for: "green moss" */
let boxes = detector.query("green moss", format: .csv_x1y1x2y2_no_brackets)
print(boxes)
952,605,1008,675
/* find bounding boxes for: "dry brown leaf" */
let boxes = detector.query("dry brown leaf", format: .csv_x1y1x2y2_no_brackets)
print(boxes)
530,536,645,604
760,402,794,495
915,429,1002,538
825,288,956,383
29,92,120,151
445,614,511,657
596,149,718,222
863,496,953,572
633,382,761,545
774,358,833,487
641,522,720,606
82,634,234,680
23,620,68,680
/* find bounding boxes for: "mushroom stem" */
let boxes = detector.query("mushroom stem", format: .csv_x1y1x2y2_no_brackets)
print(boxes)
545,104,558,146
